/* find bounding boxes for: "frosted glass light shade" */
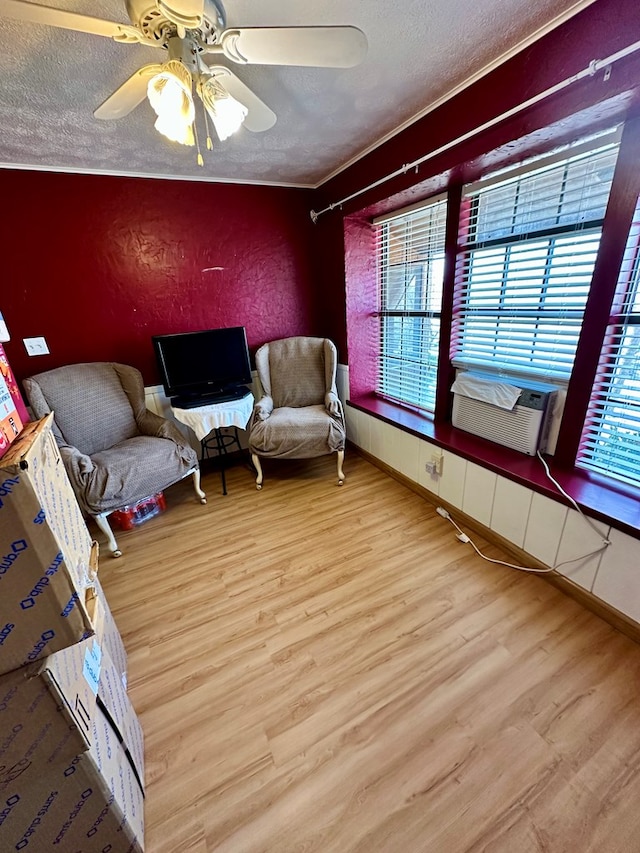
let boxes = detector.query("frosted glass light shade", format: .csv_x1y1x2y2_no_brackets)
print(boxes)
200,77,248,142
147,60,195,146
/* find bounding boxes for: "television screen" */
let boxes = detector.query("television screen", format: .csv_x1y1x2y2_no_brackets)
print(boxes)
152,326,252,405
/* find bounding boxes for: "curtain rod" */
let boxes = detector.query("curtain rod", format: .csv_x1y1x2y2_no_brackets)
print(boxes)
309,40,640,224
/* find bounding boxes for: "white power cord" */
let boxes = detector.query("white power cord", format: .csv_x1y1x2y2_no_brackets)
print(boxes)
535,451,610,544
435,455,611,575
436,506,555,573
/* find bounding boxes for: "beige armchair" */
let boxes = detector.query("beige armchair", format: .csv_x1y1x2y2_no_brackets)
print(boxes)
24,362,206,557
248,337,346,488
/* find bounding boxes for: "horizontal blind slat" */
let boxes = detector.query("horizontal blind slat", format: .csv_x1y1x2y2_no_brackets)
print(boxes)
577,201,640,487
453,138,619,383
377,196,447,412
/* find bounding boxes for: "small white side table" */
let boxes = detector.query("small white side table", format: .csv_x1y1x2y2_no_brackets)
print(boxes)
171,392,254,495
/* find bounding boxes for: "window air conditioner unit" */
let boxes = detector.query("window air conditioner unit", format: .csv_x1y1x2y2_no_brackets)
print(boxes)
451,371,558,456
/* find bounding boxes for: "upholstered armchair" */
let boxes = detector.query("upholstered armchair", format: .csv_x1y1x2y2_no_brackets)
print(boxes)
248,336,346,488
24,362,206,557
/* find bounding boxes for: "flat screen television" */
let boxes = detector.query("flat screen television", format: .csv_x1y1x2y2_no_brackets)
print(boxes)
152,326,252,407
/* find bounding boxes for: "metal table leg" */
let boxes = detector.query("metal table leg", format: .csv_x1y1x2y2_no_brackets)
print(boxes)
201,427,242,495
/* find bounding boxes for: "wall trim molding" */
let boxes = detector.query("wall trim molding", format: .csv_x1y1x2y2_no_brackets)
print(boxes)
0,161,314,190
349,441,640,646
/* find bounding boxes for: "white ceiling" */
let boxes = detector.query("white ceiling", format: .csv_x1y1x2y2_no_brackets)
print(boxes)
0,0,596,187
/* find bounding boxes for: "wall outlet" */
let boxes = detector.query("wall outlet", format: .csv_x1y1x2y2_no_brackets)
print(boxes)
425,451,443,476
23,336,49,356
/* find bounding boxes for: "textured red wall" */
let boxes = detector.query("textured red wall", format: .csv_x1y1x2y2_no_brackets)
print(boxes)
1,171,317,384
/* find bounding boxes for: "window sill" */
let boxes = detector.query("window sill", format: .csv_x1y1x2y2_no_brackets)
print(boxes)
348,394,640,540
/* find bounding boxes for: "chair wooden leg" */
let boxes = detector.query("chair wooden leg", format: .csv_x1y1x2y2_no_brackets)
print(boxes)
191,467,207,504
337,449,345,486
251,453,263,490
95,513,122,558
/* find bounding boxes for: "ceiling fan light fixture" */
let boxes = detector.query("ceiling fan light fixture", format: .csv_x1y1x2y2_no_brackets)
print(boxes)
153,111,195,146
200,77,248,142
147,59,195,146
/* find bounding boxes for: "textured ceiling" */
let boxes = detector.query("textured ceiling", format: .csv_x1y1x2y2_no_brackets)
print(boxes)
0,0,596,187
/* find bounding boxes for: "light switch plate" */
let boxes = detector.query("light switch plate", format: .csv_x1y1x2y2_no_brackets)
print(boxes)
23,336,49,356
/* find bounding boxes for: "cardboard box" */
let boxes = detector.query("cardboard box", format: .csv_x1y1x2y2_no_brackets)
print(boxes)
0,582,133,794
0,613,144,850
0,629,97,795
0,694,144,852
0,415,96,675
92,577,128,691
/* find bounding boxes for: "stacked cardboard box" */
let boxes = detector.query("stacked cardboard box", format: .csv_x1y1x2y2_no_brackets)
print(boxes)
0,417,145,852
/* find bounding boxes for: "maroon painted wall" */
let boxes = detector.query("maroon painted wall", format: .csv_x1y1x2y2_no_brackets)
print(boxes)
1,171,317,385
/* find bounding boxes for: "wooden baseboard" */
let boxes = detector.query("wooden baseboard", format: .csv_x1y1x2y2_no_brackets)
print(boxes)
348,442,640,646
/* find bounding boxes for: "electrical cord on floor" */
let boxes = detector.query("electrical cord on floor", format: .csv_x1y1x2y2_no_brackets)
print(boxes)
436,506,555,573
435,453,611,575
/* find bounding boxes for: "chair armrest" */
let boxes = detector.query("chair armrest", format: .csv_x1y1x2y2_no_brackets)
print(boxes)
56,445,95,511
325,391,343,417
137,409,188,444
253,395,274,422
58,443,94,475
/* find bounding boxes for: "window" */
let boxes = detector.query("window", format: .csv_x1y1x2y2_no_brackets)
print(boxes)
350,121,640,519
452,140,620,381
375,196,447,412
578,198,640,487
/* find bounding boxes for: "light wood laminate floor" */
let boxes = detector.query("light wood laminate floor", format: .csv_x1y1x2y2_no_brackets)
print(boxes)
98,452,640,853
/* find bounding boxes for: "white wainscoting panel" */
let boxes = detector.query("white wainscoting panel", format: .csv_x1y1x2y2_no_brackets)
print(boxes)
144,384,167,417
490,476,533,549
437,450,468,509
463,462,497,527
369,418,398,470
337,363,349,407
523,492,568,568
554,508,610,591
592,527,640,623
417,440,441,495
389,429,421,480
345,405,371,454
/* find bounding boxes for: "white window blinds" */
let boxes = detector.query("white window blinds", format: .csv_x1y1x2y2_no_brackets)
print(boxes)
375,197,447,412
578,199,640,487
452,140,620,381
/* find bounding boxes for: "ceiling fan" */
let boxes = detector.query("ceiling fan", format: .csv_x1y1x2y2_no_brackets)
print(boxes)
0,0,368,159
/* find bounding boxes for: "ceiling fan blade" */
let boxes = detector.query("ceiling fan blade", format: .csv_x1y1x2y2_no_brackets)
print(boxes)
157,0,204,29
204,66,276,132
218,26,367,68
0,0,139,41
94,65,162,120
